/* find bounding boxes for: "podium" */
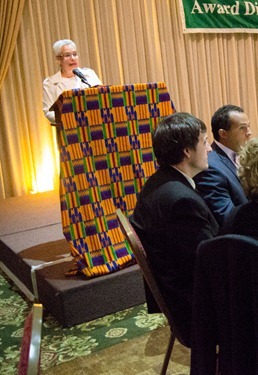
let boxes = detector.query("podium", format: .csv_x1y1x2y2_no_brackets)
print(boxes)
52,83,176,278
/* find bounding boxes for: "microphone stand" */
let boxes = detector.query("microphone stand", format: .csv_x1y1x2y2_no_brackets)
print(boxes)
72,68,92,87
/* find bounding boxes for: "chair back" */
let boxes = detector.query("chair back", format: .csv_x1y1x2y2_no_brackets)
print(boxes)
116,208,187,346
191,234,258,375
18,303,43,375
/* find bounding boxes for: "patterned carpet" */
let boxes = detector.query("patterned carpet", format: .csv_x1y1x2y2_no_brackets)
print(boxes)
43,327,190,375
0,269,181,374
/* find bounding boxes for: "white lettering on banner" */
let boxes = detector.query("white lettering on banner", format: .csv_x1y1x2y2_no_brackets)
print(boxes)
191,1,240,15
244,2,258,15
181,0,258,32
191,1,204,13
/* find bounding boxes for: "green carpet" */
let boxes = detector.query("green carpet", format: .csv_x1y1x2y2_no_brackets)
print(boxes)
0,269,167,374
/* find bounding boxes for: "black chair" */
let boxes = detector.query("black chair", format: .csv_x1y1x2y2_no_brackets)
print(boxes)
190,234,258,375
116,208,189,375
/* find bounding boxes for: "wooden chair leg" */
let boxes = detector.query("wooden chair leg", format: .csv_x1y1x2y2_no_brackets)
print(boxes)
160,331,176,375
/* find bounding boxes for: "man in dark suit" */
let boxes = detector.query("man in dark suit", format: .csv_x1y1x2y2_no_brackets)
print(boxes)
194,105,252,226
130,112,218,346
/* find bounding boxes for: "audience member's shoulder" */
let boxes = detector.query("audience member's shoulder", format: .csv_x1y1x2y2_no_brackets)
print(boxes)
221,203,246,233
194,160,222,182
172,186,212,212
235,201,258,216
206,150,228,172
208,149,220,162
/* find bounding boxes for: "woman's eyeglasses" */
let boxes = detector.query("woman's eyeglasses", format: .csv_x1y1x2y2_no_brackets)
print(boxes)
58,52,79,59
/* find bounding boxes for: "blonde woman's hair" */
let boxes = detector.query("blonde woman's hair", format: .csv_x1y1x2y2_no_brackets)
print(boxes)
238,138,258,201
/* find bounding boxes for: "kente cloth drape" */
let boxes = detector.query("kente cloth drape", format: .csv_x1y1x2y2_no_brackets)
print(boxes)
54,82,175,277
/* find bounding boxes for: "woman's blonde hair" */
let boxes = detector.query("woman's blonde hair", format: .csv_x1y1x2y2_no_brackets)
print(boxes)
238,138,258,201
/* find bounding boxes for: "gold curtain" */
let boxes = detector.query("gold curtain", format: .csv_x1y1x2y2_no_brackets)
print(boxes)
0,0,258,198
0,0,25,198
0,0,25,89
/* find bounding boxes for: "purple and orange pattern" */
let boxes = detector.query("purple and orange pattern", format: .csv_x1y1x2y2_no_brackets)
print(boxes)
56,83,175,277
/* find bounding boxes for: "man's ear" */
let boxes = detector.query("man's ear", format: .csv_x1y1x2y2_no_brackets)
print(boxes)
218,128,228,140
183,148,191,159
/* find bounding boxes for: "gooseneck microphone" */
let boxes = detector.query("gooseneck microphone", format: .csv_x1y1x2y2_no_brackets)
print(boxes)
72,68,91,87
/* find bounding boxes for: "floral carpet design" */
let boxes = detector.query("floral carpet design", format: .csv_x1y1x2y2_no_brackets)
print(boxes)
0,270,167,374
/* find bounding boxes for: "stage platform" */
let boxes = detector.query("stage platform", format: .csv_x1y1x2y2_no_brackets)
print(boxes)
0,190,145,327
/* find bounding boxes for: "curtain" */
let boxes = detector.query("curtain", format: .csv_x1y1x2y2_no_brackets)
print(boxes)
0,0,258,198
0,0,25,89
0,0,25,198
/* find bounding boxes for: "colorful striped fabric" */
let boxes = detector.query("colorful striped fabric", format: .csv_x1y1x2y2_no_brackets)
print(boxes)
57,82,176,277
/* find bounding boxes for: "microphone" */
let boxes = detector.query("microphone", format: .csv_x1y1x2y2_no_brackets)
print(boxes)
72,68,91,87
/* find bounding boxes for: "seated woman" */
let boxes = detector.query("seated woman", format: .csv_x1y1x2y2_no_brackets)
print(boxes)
222,137,258,239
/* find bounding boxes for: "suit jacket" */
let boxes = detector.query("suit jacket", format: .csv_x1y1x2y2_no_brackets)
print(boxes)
194,142,248,226
221,201,258,240
130,166,218,346
43,68,102,123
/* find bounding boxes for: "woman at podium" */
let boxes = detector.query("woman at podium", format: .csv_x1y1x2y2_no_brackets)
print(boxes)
43,39,102,124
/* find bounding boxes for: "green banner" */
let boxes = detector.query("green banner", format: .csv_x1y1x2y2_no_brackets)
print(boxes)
179,0,258,33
